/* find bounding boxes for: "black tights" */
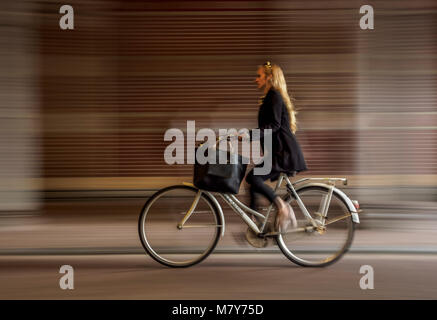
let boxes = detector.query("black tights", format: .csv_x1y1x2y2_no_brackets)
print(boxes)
245,168,278,210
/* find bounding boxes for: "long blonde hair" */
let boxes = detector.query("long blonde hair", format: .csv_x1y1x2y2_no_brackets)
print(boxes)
262,62,297,134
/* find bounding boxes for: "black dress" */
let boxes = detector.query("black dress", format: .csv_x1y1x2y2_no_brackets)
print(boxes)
249,88,308,181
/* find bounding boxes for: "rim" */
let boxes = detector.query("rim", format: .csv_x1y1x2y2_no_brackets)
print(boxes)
139,186,220,267
277,187,354,266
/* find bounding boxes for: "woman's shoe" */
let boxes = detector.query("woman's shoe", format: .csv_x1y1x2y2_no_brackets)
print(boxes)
287,204,298,229
275,203,297,233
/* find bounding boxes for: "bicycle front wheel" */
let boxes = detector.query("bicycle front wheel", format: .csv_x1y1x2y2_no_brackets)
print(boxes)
139,185,222,267
276,185,355,267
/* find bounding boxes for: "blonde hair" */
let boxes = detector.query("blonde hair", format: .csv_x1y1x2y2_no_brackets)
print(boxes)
262,62,297,134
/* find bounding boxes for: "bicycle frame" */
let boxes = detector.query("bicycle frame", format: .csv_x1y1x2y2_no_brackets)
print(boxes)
219,173,324,236
182,172,361,238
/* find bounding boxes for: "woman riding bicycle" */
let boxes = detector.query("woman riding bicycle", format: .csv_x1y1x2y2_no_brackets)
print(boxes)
240,61,308,232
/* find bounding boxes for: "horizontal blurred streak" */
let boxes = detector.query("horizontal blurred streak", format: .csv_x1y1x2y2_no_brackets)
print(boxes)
0,0,435,210
39,0,361,180
0,0,41,211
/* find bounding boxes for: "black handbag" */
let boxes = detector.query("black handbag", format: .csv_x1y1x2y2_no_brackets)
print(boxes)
193,143,248,194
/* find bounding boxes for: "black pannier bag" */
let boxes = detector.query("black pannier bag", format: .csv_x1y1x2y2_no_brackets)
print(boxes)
193,143,248,194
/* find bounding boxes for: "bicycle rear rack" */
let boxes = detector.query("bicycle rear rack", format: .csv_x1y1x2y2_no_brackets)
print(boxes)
292,177,348,186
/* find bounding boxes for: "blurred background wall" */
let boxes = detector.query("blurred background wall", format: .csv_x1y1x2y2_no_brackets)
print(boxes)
0,1,41,210
0,0,436,210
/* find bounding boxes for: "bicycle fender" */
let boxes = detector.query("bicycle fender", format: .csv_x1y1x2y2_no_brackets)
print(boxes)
182,182,226,237
295,183,360,224
182,182,226,236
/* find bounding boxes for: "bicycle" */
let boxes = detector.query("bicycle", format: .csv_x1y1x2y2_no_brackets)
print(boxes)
138,136,362,268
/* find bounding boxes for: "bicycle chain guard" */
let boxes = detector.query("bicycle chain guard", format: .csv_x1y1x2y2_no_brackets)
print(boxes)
245,227,269,248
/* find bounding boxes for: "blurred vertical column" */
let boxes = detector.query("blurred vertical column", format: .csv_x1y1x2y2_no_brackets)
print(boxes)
357,2,437,204
39,0,120,189
0,1,41,211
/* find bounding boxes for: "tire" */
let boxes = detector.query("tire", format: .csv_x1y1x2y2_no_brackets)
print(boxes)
276,185,355,267
138,185,222,268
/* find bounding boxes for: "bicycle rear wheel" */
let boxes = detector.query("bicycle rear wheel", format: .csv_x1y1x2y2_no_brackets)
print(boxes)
138,185,222,267
276,185,355,267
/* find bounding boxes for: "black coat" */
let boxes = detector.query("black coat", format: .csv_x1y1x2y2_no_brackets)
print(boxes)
250,88,308,180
